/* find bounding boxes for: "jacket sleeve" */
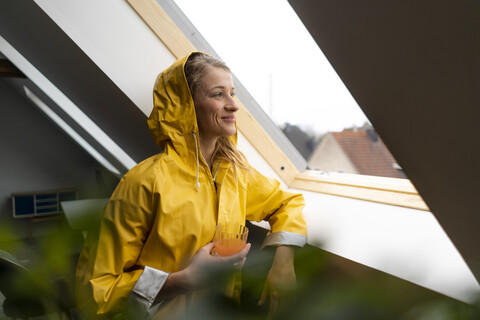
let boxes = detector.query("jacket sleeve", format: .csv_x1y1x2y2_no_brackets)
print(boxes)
76,171,164,317
245,167,307,248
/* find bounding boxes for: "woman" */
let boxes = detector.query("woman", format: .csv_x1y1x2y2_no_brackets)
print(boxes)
76,52,307,319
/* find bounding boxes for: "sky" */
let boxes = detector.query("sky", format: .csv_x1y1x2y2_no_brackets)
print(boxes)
174,0,369,135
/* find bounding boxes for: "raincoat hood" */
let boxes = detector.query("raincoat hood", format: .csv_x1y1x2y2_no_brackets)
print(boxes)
147,52,237,159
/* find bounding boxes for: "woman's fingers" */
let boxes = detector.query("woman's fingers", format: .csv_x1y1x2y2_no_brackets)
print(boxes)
269,289,282,319
258,282,268,306
185,242,251,289
202,242,216,253
233,256,247,270
259,247,297,319
258,283,282,320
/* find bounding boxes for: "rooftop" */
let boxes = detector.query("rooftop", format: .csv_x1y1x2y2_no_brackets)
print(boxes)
332,128,405,179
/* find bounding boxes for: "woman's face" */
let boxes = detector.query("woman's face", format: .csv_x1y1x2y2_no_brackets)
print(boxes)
193,67,239,142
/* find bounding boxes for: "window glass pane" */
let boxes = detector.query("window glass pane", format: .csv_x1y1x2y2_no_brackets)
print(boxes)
174,0,406,179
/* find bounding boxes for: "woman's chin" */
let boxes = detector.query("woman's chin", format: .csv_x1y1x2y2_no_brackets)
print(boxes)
221,127,236,137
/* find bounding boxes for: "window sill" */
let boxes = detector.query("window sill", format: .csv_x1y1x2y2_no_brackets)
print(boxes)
291,170,429,211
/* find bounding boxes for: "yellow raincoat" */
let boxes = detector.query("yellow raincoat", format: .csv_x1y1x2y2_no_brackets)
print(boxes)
76,53,307,318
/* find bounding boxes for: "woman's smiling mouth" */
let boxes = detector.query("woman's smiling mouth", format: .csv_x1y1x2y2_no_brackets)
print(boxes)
222,115,236,123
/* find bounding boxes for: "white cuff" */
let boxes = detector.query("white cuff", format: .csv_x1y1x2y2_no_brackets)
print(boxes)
125,266,169,319
260,231,307,250
132,266,168,303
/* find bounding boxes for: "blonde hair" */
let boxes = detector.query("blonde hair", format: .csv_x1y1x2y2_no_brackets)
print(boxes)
185,52,249,173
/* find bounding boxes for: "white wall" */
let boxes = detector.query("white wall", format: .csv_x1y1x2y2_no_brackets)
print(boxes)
300,189,480,303
34,0,480,304
34,0,176,116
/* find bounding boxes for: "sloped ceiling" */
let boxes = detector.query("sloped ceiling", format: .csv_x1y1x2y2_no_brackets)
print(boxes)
288,0,480,281
0,1,160,168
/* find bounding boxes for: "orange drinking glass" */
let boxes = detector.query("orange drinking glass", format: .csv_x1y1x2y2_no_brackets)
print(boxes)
214,224,249,257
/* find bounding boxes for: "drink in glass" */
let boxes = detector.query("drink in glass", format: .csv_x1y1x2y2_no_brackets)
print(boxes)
214,223,248,257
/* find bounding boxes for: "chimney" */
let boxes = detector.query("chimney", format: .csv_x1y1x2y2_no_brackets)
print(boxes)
366,127,379,143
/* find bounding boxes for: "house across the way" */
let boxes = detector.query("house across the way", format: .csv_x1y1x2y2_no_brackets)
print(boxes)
309,125,406,179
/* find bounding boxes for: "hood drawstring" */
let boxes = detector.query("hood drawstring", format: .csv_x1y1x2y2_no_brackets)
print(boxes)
192,132,200,190
192,132,223,191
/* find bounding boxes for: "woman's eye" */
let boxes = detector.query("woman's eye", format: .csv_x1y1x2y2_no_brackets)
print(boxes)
230,92,236,97
212,92,223,97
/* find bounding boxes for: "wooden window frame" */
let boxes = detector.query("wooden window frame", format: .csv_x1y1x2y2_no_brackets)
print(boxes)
125,0,429,212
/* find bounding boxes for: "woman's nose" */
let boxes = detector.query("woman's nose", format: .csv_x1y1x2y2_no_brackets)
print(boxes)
226,96,240,112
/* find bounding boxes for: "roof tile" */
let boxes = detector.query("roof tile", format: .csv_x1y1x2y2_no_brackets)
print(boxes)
332,130,405,178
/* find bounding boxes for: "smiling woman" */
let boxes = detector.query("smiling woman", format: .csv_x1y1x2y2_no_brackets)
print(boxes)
76,51,307,319
193,67,238,139
185,53,240,169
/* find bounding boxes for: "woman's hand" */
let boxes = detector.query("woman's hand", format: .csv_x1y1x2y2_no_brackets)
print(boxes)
183,242,251,289
156,242,251,301
258,246,296,320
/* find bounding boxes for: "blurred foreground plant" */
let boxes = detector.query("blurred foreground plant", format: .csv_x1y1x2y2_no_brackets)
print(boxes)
0,218,83,319
171,245,480,320
2,220,479,320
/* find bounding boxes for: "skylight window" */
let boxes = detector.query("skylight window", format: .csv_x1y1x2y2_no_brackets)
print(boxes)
173,0,406,179
173,0,368,133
